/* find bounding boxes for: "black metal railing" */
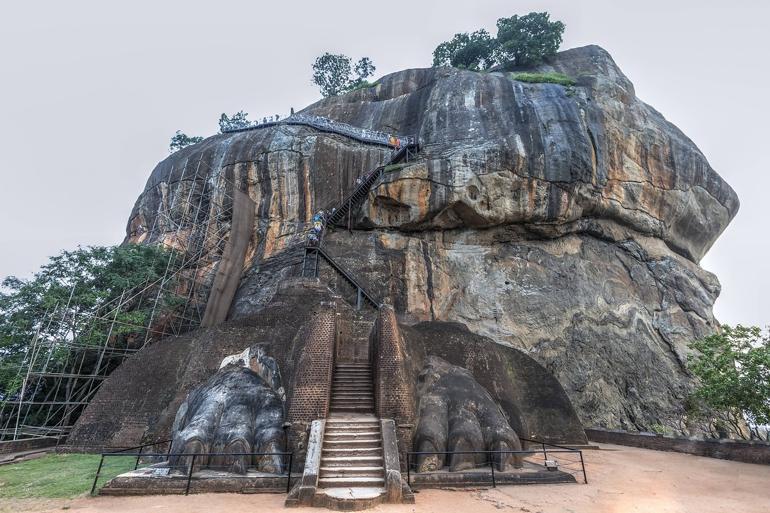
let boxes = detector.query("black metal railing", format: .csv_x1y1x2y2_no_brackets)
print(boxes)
91,446,293,496
222,113,417,150
406,439,587,487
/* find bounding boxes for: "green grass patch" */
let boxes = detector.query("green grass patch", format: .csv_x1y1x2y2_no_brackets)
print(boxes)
0,454,135,498
384,163,406,173
511,72,576,86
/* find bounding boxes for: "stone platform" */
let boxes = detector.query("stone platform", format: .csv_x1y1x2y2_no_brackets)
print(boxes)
408,461,577,488
99,467,298,496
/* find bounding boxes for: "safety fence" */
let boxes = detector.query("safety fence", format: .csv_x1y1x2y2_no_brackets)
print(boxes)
90,439,293,496
405,438,587,488
222,113,417,149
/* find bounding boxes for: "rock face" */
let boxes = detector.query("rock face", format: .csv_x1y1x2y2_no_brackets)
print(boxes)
125,45,738,433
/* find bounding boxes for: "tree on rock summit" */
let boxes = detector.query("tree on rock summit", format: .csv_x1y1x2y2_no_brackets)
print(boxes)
312,53,376,97
432,12,565,71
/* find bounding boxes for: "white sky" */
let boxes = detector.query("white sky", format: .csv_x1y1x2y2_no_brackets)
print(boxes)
0,0,767,327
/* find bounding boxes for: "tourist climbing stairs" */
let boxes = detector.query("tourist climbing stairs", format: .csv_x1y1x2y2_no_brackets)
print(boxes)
318,363,385,489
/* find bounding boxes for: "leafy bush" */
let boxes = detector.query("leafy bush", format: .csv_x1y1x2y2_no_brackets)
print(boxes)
347,80,377,92
687,325,770,440
511,72,576,86
312,53,376,97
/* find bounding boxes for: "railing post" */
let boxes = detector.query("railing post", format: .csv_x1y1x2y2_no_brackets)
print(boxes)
90,455,105,496
185,454,196,495
286,453,294,493
542,442,547,462
356,288,362,311
407,453,411,487
134,444,142,470
490,453,496,488
580,451,588,484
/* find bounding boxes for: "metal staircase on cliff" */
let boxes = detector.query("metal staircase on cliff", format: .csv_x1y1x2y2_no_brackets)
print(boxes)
298,120,420,311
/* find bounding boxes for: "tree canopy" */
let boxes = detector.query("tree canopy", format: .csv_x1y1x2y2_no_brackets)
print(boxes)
0,244,177,402
218,111,252,133
688,325,770,439
169,130,203,153
431,12,565,71
312,53,376,97
432,30,497,71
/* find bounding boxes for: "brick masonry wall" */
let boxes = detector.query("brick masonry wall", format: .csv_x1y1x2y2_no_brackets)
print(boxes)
372,305,416,470
66,280,336,453
287,304,336,423
587,428,770,465
0,437,58,455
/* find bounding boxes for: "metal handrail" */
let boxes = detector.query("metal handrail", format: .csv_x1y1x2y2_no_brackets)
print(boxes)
222,113,417,149
306,247,381,309
91,449,294,496
405,443,588,487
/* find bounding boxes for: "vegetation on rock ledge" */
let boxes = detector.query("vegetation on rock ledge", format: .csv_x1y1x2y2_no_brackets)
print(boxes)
432,12,565,71
511,72,576,86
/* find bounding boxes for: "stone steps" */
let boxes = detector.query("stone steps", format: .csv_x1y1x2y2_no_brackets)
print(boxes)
319,466,385,477
318,476,385,488
321,455,383,466
318,363,383,490
324,431,380,439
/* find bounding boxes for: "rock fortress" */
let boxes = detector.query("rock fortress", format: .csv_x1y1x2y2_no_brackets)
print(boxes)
62,45,738,508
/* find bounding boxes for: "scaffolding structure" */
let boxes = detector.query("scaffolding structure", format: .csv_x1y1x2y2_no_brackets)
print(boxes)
0,156,243,441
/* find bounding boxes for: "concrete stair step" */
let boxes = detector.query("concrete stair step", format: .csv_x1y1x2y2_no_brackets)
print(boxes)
322,447,382,456
318,477,385,488
321,456,383,466
325,430,380,436
324,438,381,446
330,407,375,413
324,424,380,431
320,466,384,475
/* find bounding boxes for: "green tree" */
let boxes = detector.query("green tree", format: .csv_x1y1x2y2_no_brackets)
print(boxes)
312,53,376,97
169,130,203,153
218,111,251,133
432,30,498,70
495,12,565,67
688,325,770,440
0,244,177,401
431,12,565,71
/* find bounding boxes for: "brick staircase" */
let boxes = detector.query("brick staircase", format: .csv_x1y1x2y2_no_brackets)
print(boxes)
319,363,385,489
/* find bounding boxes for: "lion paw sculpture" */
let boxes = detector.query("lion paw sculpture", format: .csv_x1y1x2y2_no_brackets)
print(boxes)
168,345,285,474
414,356,523,472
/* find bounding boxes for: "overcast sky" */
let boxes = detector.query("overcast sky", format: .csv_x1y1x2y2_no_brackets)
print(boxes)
0,0,767,327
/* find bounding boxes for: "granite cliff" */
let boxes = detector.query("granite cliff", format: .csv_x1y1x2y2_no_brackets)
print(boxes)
126,45,738,433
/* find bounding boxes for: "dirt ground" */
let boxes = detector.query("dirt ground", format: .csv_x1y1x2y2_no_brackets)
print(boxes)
6,443,770,513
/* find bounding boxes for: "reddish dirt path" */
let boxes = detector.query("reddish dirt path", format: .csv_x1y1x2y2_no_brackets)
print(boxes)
7,443,770,513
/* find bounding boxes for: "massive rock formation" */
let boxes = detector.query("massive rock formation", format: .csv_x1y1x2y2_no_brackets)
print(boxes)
125,45,738,433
